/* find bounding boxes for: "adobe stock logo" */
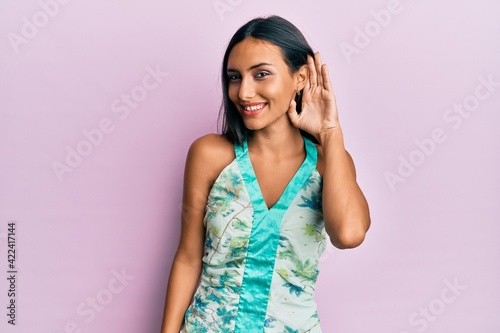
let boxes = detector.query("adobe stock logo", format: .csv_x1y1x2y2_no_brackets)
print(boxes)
212,0,244,21
399,278,467,333
340,0,403,64
7,0,73,54
385,74,499,192
54,268,135,333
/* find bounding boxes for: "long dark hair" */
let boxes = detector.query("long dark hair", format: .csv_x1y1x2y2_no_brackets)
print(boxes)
217,15,317,146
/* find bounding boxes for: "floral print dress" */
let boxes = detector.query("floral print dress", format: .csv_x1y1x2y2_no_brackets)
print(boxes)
181,134,326,332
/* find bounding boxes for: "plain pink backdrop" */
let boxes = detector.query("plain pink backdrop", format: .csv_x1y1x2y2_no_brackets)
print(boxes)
1,1,499,332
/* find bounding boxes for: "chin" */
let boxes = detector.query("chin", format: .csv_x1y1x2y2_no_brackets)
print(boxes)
242,122,263,131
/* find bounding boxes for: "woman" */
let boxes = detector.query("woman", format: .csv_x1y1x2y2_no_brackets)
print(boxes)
161,15,370,332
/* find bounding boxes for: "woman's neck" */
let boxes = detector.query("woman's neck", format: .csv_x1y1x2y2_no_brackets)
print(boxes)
247,118,305,159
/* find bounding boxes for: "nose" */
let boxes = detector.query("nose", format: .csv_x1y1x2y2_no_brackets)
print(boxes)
238,76,255,101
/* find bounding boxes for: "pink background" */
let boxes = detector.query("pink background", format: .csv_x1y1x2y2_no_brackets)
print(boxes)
1,1,499,332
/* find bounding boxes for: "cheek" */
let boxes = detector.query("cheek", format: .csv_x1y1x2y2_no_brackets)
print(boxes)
228,84,239,102
264,79,292,104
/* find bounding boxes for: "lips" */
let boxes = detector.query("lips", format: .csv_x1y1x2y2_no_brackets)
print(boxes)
240,102,267,117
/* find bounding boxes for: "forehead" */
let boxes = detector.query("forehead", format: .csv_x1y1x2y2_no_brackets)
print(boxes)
227,37,286,70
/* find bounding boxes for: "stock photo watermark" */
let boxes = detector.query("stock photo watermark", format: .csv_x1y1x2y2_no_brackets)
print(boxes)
4,221,18,325
399,277,467,333
7,0,73,54
385,74,499,192
339,0,406,64
51,64,169,183
212,0,244,21
54,267,134,333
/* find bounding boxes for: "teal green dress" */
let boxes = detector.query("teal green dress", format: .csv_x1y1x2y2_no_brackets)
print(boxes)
181,135,326,332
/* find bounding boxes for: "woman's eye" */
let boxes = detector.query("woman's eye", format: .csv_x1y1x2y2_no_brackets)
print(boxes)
256,72,270,79
228,74,241,81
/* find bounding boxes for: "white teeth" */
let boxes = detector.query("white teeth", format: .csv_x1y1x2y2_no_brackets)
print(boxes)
244,103,266,111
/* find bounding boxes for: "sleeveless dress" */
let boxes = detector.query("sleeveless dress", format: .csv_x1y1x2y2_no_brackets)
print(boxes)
181,134,326,332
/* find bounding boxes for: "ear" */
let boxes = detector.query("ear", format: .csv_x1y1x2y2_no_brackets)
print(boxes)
294,64,309,91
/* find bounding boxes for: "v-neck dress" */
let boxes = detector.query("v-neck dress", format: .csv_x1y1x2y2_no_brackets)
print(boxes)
181,134,326,333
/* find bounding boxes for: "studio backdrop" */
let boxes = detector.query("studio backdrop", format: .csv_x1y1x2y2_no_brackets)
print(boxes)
1,0,499,332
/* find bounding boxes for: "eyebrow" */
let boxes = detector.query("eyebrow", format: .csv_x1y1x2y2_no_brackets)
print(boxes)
226,62,274,73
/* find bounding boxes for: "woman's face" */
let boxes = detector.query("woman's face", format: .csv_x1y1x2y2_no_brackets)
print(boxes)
226,37,304,131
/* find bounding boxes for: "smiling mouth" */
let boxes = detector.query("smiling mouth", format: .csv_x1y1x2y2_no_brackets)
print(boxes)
241,103,267,112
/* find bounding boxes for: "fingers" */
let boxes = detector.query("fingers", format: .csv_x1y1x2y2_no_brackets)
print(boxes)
321,63,332,92
287,98,300,127
307,54,317,88
314,52,323,88
307,52,329,90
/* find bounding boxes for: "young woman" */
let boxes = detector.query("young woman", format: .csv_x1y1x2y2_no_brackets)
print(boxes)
161,15,370,333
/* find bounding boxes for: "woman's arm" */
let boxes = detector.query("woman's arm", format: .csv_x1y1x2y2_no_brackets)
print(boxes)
318,128,370,249
287,52,370,249
161,134,234,332
160,136,218,332
161,255,202,332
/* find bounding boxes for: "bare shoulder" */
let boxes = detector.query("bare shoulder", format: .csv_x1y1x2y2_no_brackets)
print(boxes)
187,133,236,185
